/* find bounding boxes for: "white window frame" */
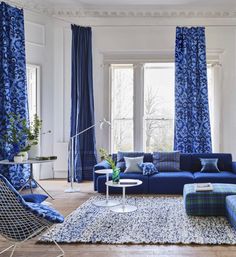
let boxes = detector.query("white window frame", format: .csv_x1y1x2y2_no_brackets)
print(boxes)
104,51,222,153
26,64,41,179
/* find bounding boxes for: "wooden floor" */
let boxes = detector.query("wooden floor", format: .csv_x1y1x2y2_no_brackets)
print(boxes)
1,180,236,257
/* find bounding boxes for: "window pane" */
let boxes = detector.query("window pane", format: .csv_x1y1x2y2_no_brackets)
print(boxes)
207,66,214,149
26,65,37,122
111,64,134,152
144,63,174,152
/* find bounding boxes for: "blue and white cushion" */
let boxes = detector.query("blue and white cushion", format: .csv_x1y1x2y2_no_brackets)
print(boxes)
139,162,158,175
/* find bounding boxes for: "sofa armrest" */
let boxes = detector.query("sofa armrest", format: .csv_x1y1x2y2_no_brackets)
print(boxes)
94,160,111,171
232,162,236,174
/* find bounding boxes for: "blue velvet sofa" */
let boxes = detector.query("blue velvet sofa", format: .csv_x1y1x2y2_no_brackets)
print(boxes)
93,153,236,194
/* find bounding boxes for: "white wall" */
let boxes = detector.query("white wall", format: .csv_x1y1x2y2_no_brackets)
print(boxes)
24,11,236,179
25,11,55,179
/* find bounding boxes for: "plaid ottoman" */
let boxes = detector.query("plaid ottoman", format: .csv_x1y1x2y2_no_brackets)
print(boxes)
183,183,236,216
226,195,236,229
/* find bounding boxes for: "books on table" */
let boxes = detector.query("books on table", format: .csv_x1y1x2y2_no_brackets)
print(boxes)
195,183,213,192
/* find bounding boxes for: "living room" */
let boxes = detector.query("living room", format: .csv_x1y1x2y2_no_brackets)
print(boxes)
0,0,236,256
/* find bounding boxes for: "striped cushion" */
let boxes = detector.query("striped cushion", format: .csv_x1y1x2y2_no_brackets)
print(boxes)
153,151,180,171
184,183,236,216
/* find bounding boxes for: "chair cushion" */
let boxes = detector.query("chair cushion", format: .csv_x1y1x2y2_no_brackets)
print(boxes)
193,171,236,183
191,153,232,172
0,175,64,224
25,202,64,223
22,194,48,204
149,171,194,194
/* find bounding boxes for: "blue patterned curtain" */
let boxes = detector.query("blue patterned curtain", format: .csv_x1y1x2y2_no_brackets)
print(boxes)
0,2,30,189
174,27,212,153
69,25,97,182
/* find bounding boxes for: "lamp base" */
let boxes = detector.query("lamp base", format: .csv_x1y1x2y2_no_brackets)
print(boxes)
64,188,80,193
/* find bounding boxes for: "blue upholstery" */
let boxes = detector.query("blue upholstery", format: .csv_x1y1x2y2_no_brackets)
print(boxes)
193,171,236,183
94,153,236,194
149,172,194,194
97,173,149,194
0,175,64,224
184,183,236,216
191,153,232,172
22,194,48,203
226,195,236,230
25,202,64,223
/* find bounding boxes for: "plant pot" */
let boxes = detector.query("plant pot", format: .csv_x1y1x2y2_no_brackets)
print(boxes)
19,151,28,161
14,155,23,163
28,144,40,159
112,168,120,184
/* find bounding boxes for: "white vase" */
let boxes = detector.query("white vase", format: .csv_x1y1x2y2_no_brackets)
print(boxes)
14,155,23,163
28,144,40,159
19,151,28,161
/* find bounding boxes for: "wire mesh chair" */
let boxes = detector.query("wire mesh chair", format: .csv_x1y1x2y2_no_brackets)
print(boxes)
0,175,64,257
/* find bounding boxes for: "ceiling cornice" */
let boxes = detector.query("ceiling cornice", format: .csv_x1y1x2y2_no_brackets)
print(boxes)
4,0,236,19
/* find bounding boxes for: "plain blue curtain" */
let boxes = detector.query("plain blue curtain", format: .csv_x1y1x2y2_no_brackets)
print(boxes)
174,27,212,153
69,25,97,182
0,2,30,189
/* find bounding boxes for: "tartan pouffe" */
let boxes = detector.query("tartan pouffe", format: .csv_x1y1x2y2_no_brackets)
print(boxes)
183,183,236,216
226,195,236,229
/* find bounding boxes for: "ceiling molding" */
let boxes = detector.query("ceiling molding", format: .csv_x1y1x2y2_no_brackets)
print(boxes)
4,0,236,19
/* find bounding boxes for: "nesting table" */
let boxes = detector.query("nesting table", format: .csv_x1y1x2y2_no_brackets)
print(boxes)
106,179,142,213
94,169,120,207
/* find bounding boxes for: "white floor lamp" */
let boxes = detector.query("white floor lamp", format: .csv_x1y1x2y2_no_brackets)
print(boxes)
65,118,111,193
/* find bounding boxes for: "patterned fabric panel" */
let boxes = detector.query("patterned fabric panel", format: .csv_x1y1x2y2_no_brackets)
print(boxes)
174,27,212,153
184,183,236,216
153,152,180,171
226,195,236,230
139,162,158,176
0,2,31,189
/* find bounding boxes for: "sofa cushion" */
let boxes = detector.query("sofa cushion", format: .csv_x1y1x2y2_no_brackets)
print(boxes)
124,156,143,173
117,151,144,162
200,158,220,173
138,162,158,175
193,171,236,183
153,151,180,171
149,171,194,194
191,153,232,172
97,172,149,194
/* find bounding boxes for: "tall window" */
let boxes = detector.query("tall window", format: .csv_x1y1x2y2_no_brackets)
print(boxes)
26,64,40,121
109,61,215,152
111,64,134,152
144,63,174,152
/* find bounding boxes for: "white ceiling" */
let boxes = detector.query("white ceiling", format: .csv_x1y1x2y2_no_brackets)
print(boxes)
21,0,236,8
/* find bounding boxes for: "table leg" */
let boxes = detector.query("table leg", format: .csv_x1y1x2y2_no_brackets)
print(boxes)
106,173,109,203
122,187,126,210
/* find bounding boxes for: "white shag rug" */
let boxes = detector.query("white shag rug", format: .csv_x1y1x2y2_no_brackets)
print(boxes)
39,195,236,245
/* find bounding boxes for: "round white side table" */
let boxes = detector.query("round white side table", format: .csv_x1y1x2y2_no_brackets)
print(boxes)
106,179,142,213
94,169,120,207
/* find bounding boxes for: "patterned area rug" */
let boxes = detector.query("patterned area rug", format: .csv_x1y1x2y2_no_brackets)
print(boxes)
39,195,236,245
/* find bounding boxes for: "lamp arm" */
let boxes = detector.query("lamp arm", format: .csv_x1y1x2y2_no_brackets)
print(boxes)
70,124,96,140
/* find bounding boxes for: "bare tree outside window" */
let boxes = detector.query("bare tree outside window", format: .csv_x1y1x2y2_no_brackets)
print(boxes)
144,63,175,152
111,64,134,152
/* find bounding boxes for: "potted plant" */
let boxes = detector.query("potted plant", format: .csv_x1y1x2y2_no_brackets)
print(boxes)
99,148,120,184
0,113,42,160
